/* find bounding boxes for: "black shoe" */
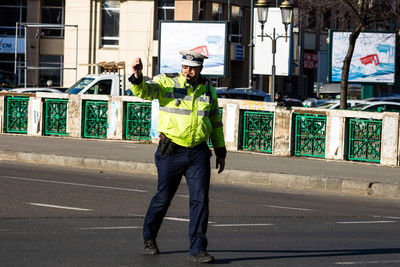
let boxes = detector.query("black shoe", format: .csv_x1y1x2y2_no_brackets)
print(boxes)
189,251,215,263
144,239,159,255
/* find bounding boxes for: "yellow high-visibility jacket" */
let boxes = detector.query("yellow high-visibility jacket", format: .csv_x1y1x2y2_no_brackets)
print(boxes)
130,72,226,157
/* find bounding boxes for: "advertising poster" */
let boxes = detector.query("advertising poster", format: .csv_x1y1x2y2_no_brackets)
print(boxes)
0,37,25,54
253,8,291,76
330,31,396,83
158,21,227,76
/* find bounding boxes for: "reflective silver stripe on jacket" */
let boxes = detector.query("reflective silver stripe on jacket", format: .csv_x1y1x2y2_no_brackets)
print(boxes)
159,106,210,117
198,110,209,117
172,76,180,88
146,81,160,97
159,106,191,115
198,96,212,103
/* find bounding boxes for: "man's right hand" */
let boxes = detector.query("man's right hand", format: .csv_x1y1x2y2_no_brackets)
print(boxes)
132,58,143,78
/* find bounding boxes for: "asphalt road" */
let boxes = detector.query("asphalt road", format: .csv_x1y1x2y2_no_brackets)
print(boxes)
1,160,400,266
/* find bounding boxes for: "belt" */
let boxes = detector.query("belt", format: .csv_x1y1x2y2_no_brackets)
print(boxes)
159,133,207,150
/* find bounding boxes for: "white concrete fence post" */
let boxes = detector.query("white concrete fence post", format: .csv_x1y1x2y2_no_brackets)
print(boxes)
380,112,400,166
325,110,346,161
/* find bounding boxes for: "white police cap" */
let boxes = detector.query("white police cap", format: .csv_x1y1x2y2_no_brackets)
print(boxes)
179,50,208,67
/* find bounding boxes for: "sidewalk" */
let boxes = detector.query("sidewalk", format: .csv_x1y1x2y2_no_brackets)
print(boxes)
0,134,399,199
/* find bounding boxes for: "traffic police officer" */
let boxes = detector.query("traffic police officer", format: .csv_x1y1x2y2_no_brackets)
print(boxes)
130,50,226,263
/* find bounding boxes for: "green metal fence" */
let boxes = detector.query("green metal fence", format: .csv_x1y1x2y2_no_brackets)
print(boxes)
294,113,326,157
83,101,108,139
44,99,68,136
6,96,29,133
348,118,382,163
242,111,274,153
125,102,151,140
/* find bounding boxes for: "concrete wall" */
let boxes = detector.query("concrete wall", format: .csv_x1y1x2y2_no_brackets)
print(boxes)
0,93,399,167
63,0,155,88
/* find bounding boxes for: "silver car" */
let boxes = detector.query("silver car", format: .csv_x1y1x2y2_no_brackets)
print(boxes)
316,99,367,109
350,101,400,112
8,88,64,93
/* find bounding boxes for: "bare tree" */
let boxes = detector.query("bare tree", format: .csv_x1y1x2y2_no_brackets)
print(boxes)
299,0,400,108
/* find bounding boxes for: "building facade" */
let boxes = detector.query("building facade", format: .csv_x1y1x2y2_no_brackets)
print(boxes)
2,0,397,97
0,0,253,90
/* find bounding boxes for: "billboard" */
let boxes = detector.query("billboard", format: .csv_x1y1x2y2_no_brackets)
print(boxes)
158,21,227,76
329,31,396,84
253,8,291,76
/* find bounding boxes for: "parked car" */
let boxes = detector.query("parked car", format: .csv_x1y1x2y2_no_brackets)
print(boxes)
216,88,271,102
349,101,400,112
363,96,400,103
316,99,367,109
8,88,64,93
302,98,327,107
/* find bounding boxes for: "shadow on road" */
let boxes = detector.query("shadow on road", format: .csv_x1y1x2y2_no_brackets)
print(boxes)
205,248,400,264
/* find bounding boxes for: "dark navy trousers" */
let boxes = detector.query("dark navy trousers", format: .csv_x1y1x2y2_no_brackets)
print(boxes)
142,142,212,255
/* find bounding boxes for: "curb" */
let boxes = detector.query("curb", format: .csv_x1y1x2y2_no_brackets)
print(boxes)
1,151,399,199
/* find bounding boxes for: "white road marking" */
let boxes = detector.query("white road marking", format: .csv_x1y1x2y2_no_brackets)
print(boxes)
165,217,190,222
28,202,92,211
335,260,400,265
78,226,142,230
1,175,147,193
336,220,397,224
373,215,400,220
164,217,216,224
260,204,314,211
176,194,189,198
211,223,274,227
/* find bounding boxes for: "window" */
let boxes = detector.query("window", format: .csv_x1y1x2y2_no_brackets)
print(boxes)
0,53,25,88
385,105,400,112
0,0,27,37
230,6,242,43
307,8,316,29
155,0,174,39
198,1,206,20
101,0,120,46
158,0,174,21
88,80,112,95
39,55,63,87
0,1,26,88
322,9,331,31
212,3,223,21
41,0,64,37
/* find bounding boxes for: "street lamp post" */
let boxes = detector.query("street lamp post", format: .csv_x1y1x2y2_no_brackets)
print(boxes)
255,0,293,102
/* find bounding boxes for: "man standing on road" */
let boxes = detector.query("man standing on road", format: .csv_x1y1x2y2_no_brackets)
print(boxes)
129,50,226,263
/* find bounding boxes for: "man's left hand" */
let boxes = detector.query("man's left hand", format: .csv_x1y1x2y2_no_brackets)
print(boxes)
216,157,225,174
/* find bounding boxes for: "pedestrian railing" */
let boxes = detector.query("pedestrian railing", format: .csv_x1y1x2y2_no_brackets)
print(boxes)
348,118,382,163
125,102,151,140
0,94,398,167
294,113,326,158
44,99,69,136
5,96,29,134
83,100,108,139
242,110,274,153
